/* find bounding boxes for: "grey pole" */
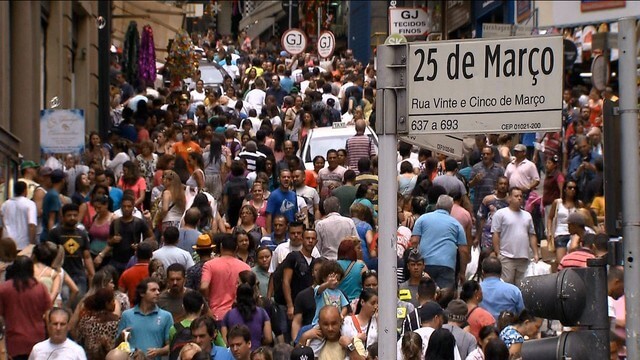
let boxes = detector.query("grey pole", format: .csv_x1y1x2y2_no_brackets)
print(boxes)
288,0,292,30
619,17,640,359
375,45,401,359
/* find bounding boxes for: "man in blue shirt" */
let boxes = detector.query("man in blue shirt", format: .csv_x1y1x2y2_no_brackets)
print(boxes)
265,169,298,233
411,194,469,289
479,256,525,320
117,278,173,359
190,316,233,360
41,169,65,242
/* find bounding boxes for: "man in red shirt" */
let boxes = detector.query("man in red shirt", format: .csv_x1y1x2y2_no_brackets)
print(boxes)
558,233,608,270
118,241,153,303
200,234,251,321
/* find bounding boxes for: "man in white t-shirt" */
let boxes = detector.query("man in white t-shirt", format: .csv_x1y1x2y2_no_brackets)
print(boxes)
1,181,37,250
29,308,87,360
269,221,320,272
152,226,195,270
244,78,267,115
491,187,539,286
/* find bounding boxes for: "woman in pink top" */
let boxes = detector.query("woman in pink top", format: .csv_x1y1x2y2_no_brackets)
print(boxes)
118,161,147,210
247,182,268,228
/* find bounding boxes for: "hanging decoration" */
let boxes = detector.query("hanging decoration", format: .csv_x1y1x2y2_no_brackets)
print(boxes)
122,21,140,85
165,29,198,85
138,25,156,86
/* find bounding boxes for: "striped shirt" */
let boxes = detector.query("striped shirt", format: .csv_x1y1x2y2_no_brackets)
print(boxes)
236,150,266,172
346,134,376,174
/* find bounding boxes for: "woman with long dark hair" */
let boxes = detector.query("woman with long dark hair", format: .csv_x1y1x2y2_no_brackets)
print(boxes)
0,256,51,359
189,192,223,234
547,179,582,264
342,288,378,351
88,194,113,262
499,309,542,359
187,152,206,190
118,160,146,210
221,283,273,350
84,131,104,165
272,126,286,162
32,242,62,304
204,137,230,200
350,203,377,271
425,328,457,360
238,270,283,343
72,172,92,221
352,183,378,219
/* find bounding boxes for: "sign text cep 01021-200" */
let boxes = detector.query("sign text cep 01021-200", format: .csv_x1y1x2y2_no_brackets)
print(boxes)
405,36,563,134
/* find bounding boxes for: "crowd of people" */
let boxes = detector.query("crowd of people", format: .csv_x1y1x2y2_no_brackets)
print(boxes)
0,27,626,360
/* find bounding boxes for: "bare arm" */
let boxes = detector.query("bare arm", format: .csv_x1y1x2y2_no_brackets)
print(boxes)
83,249,95,280
291,313,303,343
265,213,273,234
492,231,501,256
283,268,294,320
262,320,273,345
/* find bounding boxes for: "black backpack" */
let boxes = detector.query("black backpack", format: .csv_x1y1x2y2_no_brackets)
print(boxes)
169,321,193,360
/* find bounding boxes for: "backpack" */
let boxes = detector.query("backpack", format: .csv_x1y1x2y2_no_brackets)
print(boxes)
169,321,193,360
272,251,311,306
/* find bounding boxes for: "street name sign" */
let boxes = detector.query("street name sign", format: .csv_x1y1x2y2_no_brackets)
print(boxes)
406,36,563,134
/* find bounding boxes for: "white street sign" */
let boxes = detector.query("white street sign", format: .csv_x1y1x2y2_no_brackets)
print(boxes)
389,7,430,37
281,28,307,55
406,36,563,134
399,134,464,159
317,31,336,59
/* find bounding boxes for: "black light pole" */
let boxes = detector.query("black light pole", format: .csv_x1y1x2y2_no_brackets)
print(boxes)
98,0,112,140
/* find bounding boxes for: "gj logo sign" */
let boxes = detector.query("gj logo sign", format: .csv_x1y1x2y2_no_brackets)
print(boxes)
281,28,307,55
317,31,335,59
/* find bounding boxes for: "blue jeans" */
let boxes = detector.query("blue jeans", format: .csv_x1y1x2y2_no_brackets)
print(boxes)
425,265,455,289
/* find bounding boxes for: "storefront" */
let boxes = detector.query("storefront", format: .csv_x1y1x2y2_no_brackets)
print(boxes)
0,126,22,203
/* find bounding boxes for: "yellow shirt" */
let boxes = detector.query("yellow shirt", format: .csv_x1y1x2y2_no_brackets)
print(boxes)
318,338,365,360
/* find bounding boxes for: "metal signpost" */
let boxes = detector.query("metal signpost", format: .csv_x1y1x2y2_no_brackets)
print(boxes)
375,35,563,359
618,17,640,360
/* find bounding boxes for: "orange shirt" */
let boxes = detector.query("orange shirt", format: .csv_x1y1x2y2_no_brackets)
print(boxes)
173,141,202,172
118,262,150,304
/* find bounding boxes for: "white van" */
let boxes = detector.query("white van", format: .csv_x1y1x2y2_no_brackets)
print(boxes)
298,122,379,170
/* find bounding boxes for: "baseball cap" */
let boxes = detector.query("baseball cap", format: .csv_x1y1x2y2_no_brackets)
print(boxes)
567,212,586,226
444,299,468,323
39,167,53,177
406,248,423,263
20,160,40,171
418,301,444,322
50,169,65,184
513,144,527,152
290,346,314,360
